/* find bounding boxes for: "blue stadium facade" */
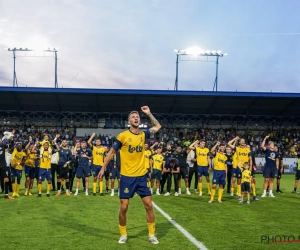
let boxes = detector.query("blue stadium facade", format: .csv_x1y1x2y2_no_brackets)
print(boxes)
0,86,299,128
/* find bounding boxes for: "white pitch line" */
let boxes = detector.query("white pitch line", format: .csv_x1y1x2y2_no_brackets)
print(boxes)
152,202,208,250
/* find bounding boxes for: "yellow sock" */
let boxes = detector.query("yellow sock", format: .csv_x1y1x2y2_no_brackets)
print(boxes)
16,184,20,194
100,181,103,193
61,180,64,189
206,183,211,193
218,188,224,201
119,225,127,236
147,181,151,188
25,188,28,193
198,183,202,192
93,183,97,193
38,184,42,193
231,187,234,194
237,184,241,196
147,222,155,236
210,189,216,201
251,183,256,196
47,184,51,193
12,183,16,193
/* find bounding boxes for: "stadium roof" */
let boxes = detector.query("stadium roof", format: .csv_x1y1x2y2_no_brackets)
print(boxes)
0,87,300,117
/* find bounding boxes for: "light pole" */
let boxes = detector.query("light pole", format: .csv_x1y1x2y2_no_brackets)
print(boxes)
6,47,59,88
174,47,227,91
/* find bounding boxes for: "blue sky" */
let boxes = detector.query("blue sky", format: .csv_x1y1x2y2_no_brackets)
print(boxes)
0,0,299,92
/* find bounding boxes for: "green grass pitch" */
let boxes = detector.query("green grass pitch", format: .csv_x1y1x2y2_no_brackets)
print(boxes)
0,174,299,250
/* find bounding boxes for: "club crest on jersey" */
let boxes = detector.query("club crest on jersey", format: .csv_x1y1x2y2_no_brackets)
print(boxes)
124,188,129,193
128,138,132,142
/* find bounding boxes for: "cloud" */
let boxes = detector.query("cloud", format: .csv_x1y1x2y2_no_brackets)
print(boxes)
0,0,300,92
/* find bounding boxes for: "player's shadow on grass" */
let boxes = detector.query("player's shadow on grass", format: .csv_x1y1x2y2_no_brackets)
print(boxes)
129,222,170,239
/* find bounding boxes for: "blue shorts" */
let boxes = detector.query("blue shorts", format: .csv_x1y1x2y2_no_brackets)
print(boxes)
11,168,22,179
263,167,276,179
212,170,226,186
110,168,120,179
25,166,35,179
197,166,209,177
151,169,162,180
35,167,40,179
76,167,91,178
232,168,242,179
119,174,151,199
39,168,52,181
242,182,251,192
92,165,102,177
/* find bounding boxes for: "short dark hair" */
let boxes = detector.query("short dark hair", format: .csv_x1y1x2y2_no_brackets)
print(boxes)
200,139,205,143
170,159,176,165
220,143,226,147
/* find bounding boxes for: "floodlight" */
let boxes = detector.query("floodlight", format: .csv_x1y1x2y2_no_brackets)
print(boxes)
174,47,227,91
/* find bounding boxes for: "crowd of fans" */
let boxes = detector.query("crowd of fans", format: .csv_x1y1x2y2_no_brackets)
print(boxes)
1,126,299,157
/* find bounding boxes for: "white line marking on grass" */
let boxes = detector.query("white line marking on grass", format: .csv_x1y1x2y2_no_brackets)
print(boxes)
152,202,208,250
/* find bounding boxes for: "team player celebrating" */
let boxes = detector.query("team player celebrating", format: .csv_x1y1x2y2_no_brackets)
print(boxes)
189,140,211,196
54,139,73,196
98,106,161,244
11,142,26,197
228,137,255,200
261,136,279,198
209,142,227,203
24,137,37,196
88,133,106,196
150,147,166,195
33,142,53,197
74,141,92,196
0,139,13,199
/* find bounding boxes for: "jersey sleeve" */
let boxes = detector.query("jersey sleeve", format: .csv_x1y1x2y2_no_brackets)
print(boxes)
143,130,150,140
112,134,123,151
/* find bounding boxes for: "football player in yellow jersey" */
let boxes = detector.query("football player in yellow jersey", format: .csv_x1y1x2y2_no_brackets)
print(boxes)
189,139,211,196
24,137,37,196
150,147,166,195
209,142,227,203
11,142,26,197
88,133,106,196
239,162,251,205
98,106,161,245
144,143,152,188
228,136,253,200
32,142,53,197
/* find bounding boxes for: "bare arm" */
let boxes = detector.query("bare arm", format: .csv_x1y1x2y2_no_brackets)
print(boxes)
162,161,166,171
261,136,269,151
275,158,279,169
150,159,154,173
101,148,116,171
141,106,161,136
88,133,95,148
249,155,253,172
211,142,220,155
150,142,158,150
228,137,239,149
25,137,33,150
189,140,199,150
